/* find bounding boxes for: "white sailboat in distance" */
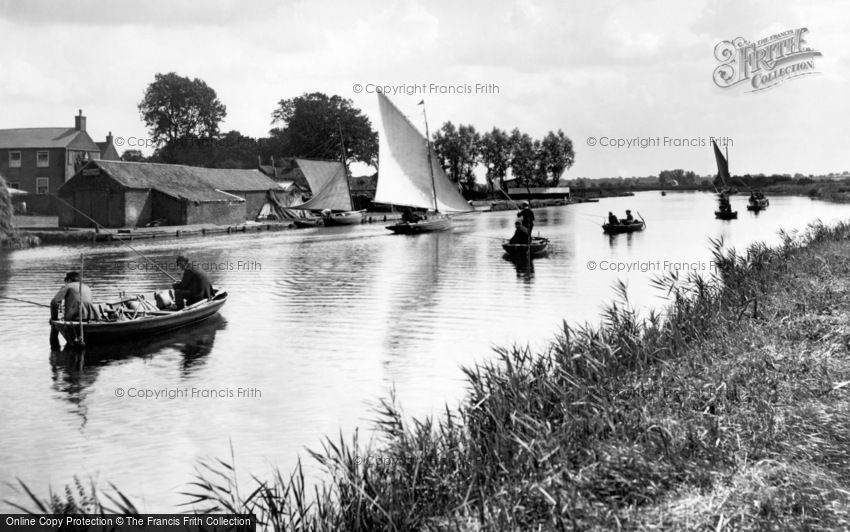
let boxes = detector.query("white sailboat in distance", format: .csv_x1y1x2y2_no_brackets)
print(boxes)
375,93,472,233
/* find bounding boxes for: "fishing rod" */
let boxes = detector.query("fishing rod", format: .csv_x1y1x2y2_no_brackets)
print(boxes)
53,195,178,282
0,295,50,308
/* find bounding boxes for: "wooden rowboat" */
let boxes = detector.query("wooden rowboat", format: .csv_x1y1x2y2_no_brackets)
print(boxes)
323,209,366,226
51,290,227,345
502,237,549,258
603,221,645,234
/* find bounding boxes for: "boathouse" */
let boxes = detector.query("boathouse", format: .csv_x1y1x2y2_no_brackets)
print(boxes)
57,160,280,228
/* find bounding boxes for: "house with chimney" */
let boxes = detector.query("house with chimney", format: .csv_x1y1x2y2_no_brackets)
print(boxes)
0,110,115,212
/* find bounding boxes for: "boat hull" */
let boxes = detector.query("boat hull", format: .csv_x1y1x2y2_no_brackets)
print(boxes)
52,291,228,345
386,217,452,234
715,211,738,220
323,210,365,226
603,221,645,234
293,218,322,228
502,237,549,258
747,199,769,211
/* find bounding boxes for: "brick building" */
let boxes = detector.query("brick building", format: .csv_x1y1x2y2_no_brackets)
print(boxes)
0,110,117,212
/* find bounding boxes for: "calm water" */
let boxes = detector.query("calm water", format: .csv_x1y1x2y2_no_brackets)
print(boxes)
2,191,849,510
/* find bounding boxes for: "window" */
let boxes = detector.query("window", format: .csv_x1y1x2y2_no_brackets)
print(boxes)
9,182,20,189
9,151,21,167
36,177,49,195
37,151,49,167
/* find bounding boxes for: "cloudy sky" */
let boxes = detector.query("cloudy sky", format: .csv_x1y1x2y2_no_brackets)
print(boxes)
0,0,847,178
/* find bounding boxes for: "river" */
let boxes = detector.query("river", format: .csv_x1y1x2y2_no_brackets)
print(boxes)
1,191,849,510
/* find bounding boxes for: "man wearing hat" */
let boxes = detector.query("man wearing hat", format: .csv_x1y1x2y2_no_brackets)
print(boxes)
49,271,96,349
172,255,214,309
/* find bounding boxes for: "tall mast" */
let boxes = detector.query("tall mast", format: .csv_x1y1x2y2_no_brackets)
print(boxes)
337,121,354,210
421,101,439,213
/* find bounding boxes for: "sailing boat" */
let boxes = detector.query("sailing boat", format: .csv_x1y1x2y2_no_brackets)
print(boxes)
375,93,472,234
290,158,365,227
712,140,738,220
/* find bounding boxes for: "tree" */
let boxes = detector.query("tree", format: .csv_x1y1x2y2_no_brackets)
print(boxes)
138,72,227,145
432,122,480,191
480,127,511,196
536,130,575,185
509,129,536,189
271,92,378,166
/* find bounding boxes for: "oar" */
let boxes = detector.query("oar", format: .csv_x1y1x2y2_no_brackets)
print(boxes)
0,295,50,308
637,211,647,228
77,254,85,348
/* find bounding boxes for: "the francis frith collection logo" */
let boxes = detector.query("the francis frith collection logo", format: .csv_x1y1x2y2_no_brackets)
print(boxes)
713,28,822,92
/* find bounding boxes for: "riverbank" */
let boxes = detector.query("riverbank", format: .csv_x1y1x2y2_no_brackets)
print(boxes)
9,220,850,529
10,212,408,246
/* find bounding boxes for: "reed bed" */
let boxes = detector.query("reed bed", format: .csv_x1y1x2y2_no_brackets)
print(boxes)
8,221,850,530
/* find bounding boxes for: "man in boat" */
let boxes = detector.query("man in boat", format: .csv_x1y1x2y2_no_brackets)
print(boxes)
517,201,534,234
620,210,635,224
172,255,214,309
607,212,619,225
49,271,97,349
401,207,422,224
719,193,732,213
508,221,530,245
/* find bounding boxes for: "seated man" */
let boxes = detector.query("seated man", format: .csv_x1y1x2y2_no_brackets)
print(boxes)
508,221,530,244
621,210,635,224
401,208,421,224
50,271,97,349
607,212,619,225
172,255,214,309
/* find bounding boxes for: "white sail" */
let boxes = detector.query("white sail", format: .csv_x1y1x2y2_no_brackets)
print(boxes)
375,94,471,213
292,159,353,211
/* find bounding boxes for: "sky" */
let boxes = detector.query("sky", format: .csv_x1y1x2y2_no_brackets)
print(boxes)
0,0,848,179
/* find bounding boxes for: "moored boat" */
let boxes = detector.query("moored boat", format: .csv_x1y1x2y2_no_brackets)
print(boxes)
322,209,366,226
375,93,473,234
603,221,645,234
290,158,363,227
51,290,227,345
502,236,549,258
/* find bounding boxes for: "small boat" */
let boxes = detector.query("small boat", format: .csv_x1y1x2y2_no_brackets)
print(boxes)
387,216,452,234
502,237,549,258
746,195,769,211
712,142,739,221
290,158,363,227
603,220,645,234
375,93,473,234
51,290,227,345
661,191,667,196
293,217,322,228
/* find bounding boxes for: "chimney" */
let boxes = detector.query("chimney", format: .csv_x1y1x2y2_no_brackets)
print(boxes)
74,109,87,132
106,131,113,145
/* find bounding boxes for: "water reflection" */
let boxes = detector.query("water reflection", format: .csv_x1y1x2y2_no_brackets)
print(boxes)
48,315,226,424
504,254,536,283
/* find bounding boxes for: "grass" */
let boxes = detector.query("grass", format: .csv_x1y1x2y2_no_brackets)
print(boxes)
7,221,850,530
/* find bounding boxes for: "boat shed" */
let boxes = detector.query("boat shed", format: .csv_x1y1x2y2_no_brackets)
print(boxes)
57,160,280,228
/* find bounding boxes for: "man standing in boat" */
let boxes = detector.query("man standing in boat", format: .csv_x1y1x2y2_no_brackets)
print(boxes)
517,201,534,239
172,255,214,309
49,271,96,349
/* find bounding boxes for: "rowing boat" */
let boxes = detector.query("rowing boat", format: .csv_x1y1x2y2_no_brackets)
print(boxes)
502,237,549,258
51,290,227,345
603,221,645,234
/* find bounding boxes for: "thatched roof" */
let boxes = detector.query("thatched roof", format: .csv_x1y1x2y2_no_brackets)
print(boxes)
61,160,280,203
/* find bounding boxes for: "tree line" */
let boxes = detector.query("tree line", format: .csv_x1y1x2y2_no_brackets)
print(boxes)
134,72,575,190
